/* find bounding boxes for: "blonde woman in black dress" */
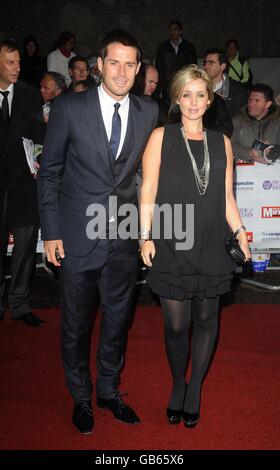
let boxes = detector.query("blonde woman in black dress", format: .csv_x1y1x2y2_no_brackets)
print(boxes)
140,65,250,428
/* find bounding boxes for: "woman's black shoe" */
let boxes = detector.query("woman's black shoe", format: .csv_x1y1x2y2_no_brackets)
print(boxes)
166,408,182,425
166,383,188,424
182,411,200,428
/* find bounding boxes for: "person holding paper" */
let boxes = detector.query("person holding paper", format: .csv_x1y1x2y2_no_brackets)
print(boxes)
0,39,45,326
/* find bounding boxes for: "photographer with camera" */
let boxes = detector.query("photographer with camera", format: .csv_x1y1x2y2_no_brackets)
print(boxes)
232,83,280,164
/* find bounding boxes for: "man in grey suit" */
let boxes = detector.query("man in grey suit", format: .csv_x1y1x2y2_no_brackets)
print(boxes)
37,30,158,434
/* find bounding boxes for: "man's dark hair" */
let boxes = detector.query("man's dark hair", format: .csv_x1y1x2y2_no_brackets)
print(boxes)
73,78,94,91
204,48,228,65
169,20,183,31
98,30,142,63
250,83,274,102
226,38,239,50
0,38,20,54
68,56,89,70
56,31,76,48
43,71,67,92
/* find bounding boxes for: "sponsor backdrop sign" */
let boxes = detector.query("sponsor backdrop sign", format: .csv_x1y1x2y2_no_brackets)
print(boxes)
234,160,280,250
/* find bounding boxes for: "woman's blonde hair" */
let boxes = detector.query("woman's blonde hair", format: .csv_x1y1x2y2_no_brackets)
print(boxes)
169,64,214,112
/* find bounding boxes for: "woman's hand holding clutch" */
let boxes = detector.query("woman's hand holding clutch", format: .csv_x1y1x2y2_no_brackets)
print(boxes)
140,240,156,267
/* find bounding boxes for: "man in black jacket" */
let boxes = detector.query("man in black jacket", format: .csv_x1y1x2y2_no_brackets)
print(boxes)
0,39,45,326
156,20,197,103
203,48,247,118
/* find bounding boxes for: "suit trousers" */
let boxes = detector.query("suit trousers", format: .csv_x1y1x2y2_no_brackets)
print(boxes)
0,190,38,317
60,238,139,403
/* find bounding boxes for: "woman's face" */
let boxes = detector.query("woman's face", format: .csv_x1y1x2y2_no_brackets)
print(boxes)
178,78,209,121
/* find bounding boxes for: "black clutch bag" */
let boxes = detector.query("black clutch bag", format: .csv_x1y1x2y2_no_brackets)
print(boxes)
225,238,246,264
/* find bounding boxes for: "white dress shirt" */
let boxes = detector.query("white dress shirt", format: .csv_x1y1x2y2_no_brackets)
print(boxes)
170,37,182,55
98,84,129,159
0,83,14,115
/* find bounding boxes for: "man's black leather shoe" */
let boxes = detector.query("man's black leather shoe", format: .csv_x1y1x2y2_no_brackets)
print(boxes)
16,312,44,327
97,393,140,424
72,401,94,434
182,411,200,428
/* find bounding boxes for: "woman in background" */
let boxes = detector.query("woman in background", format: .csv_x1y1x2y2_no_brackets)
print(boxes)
20,35,46,88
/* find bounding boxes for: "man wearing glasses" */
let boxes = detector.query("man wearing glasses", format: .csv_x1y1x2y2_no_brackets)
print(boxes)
68,56,91,91
203,48,247,117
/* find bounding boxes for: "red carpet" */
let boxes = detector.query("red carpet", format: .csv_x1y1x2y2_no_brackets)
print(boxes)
0,305,280,450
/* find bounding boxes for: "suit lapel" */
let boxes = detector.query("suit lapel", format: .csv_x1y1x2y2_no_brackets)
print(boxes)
84,88,146,185
0,83,21,130
9,82,23,123
117,105,134,160
116,94,143,185
84,86,114,177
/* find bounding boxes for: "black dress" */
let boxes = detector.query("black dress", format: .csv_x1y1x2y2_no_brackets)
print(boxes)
147,123,235,300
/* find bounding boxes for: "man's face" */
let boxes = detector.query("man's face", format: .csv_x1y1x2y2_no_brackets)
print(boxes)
98,42,140,100
0,48,20,88
63,37,76,53
247,92,272,120
144,67,159,96
40,75,61,102
203,53,224,80
70,61,89,84
169,24,182,42
26,41,36,57
227,42,237,59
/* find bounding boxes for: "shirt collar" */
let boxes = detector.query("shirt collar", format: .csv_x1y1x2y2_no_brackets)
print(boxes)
213,74,226,92
0,83,14,93
170,37,182,49
98,83,129,110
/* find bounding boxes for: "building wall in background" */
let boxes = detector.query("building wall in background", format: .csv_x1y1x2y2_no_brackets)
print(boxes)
0,0,279,59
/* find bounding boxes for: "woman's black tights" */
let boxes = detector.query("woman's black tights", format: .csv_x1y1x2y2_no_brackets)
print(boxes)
160,296,219,413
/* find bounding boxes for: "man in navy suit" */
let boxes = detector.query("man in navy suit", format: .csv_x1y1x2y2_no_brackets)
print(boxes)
37,30,158,434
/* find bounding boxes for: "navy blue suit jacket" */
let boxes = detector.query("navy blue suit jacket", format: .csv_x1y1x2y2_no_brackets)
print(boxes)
37,86,158,256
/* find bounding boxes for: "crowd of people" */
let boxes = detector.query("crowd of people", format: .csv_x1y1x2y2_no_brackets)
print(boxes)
0,21,278,435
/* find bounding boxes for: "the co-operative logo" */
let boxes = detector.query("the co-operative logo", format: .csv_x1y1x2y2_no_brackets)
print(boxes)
263,180,272,190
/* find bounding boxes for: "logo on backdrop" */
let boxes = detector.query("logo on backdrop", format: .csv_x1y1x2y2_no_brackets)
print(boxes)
239,208,254,218
261,206,280,218
262,180,280,190
246,232,253,243
233,181,254,191
261,232,280,241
